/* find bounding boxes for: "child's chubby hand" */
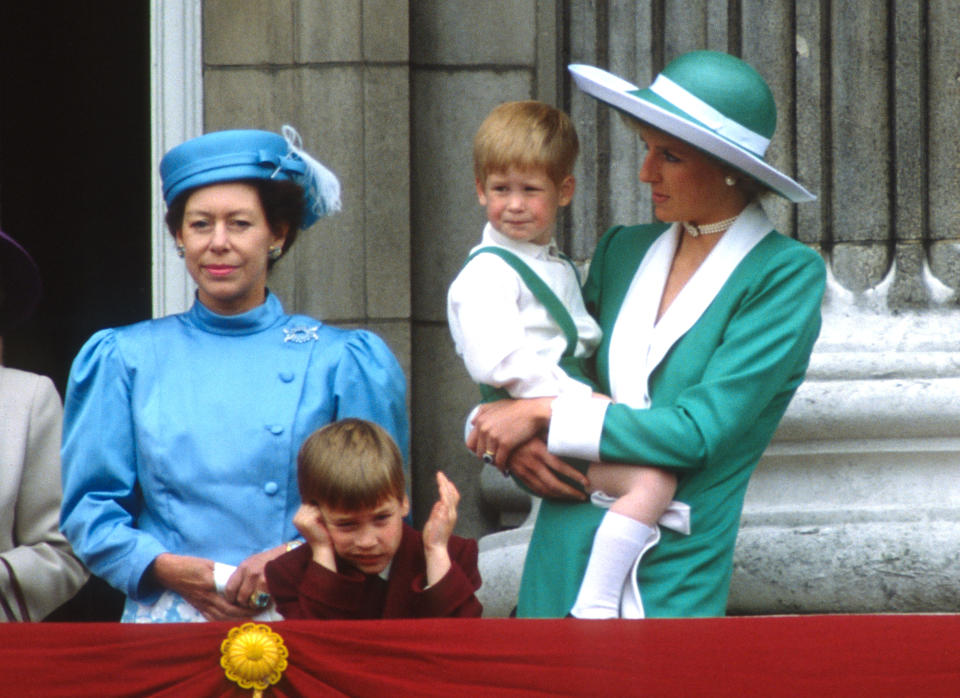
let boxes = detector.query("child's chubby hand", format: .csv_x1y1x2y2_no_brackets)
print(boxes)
422,471,460,553
422,472,460,586
293,502,336,570
293,502,329,545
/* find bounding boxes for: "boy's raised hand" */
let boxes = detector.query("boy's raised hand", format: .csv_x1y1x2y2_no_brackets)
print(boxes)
293,502,336,571
423,471,460,549
422,471,460,586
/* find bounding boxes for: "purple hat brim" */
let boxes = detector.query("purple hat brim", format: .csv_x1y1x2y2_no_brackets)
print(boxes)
0,230,42,332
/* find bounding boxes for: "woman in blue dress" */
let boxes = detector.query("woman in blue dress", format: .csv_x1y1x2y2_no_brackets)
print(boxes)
60,127,409,622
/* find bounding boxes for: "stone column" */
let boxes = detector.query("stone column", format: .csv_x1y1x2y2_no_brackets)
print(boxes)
728,0,960,613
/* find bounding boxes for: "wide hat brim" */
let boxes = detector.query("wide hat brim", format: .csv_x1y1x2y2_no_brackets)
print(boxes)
568,64,815,203
0,230,42,332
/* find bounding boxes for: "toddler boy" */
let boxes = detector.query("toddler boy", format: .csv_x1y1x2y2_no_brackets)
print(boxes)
447,100,686,618
266,418,482,619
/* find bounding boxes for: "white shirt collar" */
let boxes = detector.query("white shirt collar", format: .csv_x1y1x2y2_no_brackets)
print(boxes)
378,559,393,581
480,222,559,260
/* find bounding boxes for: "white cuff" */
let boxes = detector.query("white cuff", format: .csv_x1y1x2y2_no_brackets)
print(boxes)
547,394,608,462
463,404,481,444
213,562,236,595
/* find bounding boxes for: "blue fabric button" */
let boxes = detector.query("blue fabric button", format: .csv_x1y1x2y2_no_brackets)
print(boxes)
267,424,284,435
264,481,279,495
278,371,294,383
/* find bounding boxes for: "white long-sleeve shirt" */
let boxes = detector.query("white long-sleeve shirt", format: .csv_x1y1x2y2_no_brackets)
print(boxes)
447,223,602,399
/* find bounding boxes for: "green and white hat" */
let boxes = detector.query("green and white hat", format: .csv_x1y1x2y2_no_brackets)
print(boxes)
569,50,814,202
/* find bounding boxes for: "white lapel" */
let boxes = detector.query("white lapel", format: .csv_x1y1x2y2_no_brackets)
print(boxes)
608,203,773,407
607,225,677,406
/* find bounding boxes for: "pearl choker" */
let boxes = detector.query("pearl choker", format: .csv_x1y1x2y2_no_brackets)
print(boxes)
682,215,738,238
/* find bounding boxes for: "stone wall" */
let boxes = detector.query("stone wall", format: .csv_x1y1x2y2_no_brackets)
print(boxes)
567,1,960,304
408,0,561,530
202,0,412,399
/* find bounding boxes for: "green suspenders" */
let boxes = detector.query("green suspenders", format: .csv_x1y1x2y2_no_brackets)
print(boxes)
465,246,581,402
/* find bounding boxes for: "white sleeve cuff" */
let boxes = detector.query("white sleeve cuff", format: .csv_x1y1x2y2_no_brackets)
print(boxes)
547,394,608,462
463,404,481,445
213,562,236,595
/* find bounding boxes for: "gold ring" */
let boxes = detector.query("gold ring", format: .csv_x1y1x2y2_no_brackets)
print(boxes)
249,591,271,609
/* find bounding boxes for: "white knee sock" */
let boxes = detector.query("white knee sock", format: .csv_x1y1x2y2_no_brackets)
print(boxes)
569,511,659,619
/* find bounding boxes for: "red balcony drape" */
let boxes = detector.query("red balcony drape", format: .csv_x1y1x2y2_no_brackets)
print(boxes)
3,615,959,696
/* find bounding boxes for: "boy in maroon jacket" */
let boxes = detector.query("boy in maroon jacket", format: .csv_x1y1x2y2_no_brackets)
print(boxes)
266,418,482,619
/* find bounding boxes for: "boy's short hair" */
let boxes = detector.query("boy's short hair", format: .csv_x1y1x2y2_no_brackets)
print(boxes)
473,100,579,186
297,419,406,510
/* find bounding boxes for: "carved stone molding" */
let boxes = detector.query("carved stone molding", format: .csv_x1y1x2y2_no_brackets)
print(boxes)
150,0,202,318
730,276,960,613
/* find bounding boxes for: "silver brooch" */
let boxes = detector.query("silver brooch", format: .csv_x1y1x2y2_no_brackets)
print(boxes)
283,326,320,343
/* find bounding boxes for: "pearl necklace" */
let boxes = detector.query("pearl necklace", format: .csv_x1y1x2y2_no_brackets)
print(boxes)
682,215,739,238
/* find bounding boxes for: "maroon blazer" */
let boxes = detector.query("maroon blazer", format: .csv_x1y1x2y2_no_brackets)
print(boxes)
266,523,482,619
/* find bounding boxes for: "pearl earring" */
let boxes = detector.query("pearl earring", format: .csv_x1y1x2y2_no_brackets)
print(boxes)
725,175,737,187
176,244,185,258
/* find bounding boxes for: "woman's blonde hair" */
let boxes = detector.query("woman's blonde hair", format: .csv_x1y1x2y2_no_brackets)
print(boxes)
297,419,405,510
473,101,579,186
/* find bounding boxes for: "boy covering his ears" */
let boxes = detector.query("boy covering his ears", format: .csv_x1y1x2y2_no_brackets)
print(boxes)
266,419,482,619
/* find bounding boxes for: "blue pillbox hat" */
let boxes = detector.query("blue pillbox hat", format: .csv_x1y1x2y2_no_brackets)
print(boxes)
160,126,341,228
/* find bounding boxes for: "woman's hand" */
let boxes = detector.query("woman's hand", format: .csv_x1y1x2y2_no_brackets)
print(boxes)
224,545,287,611
150,553,256,621
466,397,553,469
508,439,589,500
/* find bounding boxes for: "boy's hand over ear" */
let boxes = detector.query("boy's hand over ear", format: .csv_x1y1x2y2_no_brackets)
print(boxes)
294,503,336,571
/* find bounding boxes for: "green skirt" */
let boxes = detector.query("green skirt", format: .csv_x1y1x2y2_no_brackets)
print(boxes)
516,497,605,618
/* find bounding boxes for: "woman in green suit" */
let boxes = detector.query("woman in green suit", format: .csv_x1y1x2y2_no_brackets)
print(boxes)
468,51,826,618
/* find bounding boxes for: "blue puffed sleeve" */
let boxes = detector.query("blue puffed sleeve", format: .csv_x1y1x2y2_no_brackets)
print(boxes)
60,329,168,600
332,330,410,468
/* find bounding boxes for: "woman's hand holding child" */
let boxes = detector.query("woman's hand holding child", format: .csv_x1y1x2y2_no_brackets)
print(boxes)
150,553,256,621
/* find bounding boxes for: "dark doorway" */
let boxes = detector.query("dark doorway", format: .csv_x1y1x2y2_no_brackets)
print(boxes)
0,1,151,621
0,1,151,392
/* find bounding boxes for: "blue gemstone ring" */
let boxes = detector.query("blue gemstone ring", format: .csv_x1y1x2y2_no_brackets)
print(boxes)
250,591,271,609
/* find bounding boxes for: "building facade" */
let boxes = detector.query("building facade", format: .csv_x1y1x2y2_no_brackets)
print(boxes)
146,0,960,615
